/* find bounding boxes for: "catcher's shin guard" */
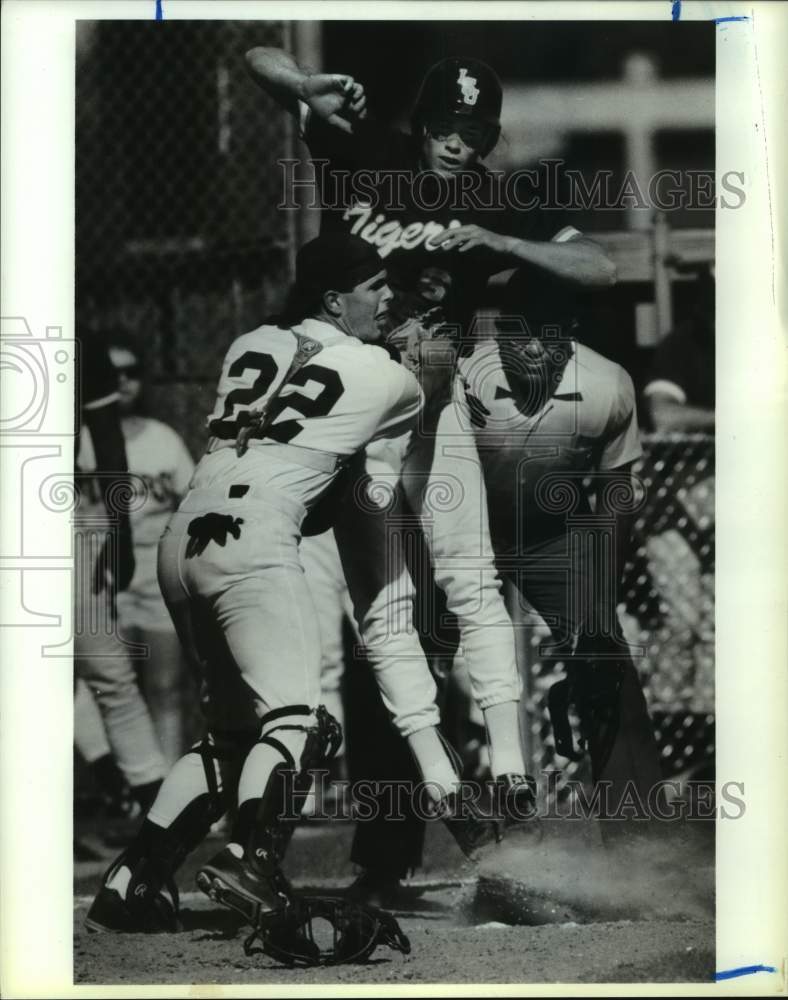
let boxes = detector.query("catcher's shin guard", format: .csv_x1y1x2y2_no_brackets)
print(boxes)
245,704,342,872
85,731,246,933
198,706,342,924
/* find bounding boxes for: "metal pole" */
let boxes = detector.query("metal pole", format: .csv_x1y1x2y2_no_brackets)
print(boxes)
653,211,673,338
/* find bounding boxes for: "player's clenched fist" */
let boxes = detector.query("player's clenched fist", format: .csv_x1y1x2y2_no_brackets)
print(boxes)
245,48,367,134
299,74,367,132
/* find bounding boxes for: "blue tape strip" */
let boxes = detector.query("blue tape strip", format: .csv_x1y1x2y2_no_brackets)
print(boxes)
155,0,164,20
715,964,777,982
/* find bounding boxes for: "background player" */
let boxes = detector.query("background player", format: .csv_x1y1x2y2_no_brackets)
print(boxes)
75,331,167,819
76,341,198,773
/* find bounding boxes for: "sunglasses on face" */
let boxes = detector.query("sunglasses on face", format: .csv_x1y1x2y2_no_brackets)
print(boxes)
115,364,141,379
424,118,490,149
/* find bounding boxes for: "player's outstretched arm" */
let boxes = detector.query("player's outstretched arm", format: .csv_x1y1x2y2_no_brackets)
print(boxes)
432,224,617,287
245,46,367,133
505,234,617,287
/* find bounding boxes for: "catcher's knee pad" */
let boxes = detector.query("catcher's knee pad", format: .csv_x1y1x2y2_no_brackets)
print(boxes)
249,705,342,869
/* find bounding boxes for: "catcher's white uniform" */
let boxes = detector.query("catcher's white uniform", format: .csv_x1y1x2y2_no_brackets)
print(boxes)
301,340,523,728
157,317,441,738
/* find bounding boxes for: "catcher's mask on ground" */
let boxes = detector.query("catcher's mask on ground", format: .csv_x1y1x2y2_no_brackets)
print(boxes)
242,894,411,967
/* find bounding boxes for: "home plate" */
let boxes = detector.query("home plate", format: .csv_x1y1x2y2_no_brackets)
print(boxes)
473,873,592,926
470,830,713,927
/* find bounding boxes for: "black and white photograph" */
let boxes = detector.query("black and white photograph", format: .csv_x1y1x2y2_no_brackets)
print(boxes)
1,1,785,994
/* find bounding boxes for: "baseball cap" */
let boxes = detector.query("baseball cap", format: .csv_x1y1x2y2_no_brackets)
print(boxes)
295,234,385,295
412,57,503,127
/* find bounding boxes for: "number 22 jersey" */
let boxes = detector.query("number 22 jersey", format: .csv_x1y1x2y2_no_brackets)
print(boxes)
196,317,423,508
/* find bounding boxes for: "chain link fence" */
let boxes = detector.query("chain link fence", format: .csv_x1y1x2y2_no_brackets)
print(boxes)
77,20,300,459
512,434,715,798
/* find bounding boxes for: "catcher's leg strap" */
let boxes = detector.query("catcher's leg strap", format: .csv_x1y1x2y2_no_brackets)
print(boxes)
256,704,343,767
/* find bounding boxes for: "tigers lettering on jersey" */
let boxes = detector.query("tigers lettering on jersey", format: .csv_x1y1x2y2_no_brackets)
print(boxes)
344,203,463,260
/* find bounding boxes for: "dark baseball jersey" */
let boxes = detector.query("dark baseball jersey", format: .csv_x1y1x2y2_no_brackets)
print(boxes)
301,113,578,332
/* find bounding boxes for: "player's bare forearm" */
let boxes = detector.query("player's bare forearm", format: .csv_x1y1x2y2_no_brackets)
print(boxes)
434,226,616,286
648,394,715,433
505,235,617,287
245,47,308,116
245,46,368,132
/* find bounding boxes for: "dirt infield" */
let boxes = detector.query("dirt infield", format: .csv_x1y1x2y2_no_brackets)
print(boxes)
74,819,715,986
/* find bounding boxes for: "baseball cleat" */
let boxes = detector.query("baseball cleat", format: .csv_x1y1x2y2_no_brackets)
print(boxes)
437,790,503,862
345,869,402,910
344,869,425,911
496,773,543,844
196,846,292,927
85,856,179,934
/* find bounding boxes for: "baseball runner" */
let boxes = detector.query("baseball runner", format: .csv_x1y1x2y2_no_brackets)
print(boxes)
85,235,511,964
245,49,618,891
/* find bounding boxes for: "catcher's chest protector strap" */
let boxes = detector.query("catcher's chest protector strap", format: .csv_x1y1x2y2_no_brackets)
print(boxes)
242,894,411,967
236,334,324,456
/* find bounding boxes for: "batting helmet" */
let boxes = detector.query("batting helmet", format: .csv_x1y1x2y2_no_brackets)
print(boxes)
411,57,502,155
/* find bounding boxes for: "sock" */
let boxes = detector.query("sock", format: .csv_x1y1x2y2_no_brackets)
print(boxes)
92,754,126,802
107,818,165,898
230,798,260,852
406,726,460,804
483,701,527,778
131,778,163,814
147,750,214,828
